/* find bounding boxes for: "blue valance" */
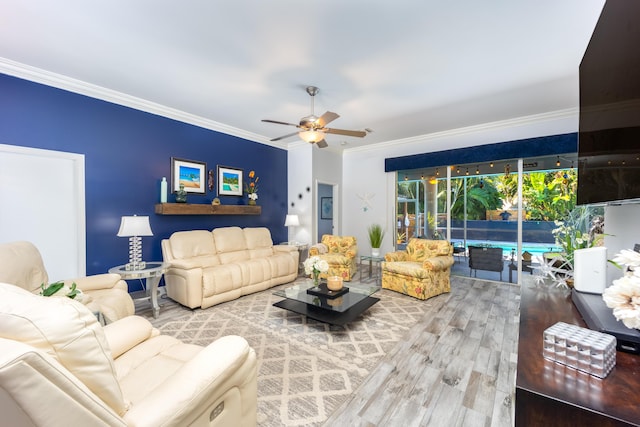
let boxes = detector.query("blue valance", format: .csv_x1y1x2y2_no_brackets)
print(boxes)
384,133,577,172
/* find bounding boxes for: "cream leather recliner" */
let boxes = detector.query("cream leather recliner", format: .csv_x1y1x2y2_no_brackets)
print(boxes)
0,283,258,427
0,240,134,323
161,227,299,309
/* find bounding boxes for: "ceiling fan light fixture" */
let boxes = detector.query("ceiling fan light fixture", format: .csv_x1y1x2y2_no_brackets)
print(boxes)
299,130,324,143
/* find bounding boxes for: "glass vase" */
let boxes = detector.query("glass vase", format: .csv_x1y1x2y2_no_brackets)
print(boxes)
313,269,320,287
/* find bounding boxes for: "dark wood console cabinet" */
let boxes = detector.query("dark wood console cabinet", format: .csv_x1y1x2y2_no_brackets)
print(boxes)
516,285,640,426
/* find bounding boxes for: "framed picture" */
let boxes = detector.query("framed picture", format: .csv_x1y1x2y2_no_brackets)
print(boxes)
321,197,333,219
171,157,206,194
217,165,243,196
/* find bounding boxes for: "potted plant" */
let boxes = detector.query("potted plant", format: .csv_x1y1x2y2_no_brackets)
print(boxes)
367,224,385,257
551,206,604,268
396,231,406,245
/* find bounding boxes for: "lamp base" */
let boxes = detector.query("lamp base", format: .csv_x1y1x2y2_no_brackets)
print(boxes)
125,261,146,271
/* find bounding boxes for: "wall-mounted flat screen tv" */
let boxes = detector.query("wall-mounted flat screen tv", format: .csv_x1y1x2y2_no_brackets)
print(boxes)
578,0,640,206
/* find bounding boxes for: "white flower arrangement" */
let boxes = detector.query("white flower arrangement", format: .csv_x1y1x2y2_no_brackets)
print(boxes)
303,255,329,275
602,249,640,330
248,192,258,201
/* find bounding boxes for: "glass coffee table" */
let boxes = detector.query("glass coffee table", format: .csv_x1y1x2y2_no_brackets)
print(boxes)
273,280,380,326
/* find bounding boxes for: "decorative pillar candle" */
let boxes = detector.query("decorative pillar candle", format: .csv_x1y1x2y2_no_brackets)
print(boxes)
327,276,343,291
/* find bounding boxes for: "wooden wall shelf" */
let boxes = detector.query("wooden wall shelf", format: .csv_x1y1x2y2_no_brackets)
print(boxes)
155,203,261,215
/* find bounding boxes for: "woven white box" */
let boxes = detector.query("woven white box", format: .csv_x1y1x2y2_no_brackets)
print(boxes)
543,321,616,378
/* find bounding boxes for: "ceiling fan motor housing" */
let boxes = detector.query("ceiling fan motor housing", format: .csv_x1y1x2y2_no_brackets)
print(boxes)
300,115,319,128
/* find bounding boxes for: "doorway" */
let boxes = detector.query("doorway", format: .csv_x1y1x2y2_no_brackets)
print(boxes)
317,182,335,242
0,144,86,280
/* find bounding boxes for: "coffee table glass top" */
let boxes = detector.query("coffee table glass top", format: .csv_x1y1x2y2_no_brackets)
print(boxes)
273,280,380,313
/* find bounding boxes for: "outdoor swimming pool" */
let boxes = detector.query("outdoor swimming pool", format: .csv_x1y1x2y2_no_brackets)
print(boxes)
452,239,560,259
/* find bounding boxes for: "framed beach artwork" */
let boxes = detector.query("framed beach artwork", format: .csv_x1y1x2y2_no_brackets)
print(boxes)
217,165,243,196
171,157,206,194
321,197,333,219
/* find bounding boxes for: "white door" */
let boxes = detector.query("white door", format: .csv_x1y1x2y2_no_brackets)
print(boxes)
0,144,85,281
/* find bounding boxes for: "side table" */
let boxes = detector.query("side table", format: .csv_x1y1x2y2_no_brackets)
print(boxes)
359,255,385,284
109,262,168,318
280,242,309,276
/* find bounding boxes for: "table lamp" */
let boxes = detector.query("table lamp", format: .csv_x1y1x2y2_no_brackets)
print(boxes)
284,214,300,244
117,215,153,270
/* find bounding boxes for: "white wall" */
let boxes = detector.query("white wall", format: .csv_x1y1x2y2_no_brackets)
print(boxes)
287,144,313,244
340,146,394,255
604,204,640,286
287,143,344,245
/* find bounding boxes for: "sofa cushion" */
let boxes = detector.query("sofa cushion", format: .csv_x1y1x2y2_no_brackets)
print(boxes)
202,264,243,297
406,239,452,261
321,235,357,256
267,253,297,278
168,230,218,268
213,227,250,264
112,334,202,404
382,261,428,277
0,283,127,415
244,227,275,259
318,253,352,267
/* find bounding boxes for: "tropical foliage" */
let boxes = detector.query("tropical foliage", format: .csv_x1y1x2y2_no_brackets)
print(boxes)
448,177,502,220
522,170,576,221
405,168,578,222
552,204,604,265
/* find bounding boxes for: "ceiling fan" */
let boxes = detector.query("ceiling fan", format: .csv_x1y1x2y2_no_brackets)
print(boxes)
262,86,367,148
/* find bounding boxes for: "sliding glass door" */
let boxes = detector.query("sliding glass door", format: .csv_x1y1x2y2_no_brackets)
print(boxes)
395,155,578,283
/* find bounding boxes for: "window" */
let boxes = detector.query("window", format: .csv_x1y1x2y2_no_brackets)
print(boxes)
394,155,599,283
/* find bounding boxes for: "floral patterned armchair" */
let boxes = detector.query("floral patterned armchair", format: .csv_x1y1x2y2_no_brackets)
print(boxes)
308,235,358,281
382,238,454,300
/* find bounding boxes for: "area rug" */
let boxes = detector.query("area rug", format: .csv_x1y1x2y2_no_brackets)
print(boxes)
157,278,442,427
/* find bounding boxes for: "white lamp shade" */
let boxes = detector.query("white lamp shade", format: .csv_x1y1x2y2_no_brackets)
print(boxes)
284,214,300,227
117,215,153,237
298,130,324,143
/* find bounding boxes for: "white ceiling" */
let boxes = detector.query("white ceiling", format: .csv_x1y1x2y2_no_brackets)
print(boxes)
0,1,605,151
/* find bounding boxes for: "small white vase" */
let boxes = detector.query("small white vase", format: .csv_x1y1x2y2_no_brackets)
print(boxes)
371,248,380,257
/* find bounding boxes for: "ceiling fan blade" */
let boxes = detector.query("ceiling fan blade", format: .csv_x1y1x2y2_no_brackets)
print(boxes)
324,128,367,138
270,131,300,142
316,111,339,127
262,119,299,127
316,139,328,148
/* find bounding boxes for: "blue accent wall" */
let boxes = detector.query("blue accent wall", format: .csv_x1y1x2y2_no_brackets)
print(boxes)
385,133,578,172
0,74,288,283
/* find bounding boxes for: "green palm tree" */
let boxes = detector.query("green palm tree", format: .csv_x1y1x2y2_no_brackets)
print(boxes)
523,170,576,220
447,177,501,220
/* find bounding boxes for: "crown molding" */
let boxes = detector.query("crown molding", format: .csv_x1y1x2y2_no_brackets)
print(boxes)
344,108,579,154
0,58,287,150
1,58,578,155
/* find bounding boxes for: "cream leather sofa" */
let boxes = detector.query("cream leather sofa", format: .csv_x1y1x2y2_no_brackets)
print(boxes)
161,227,299,309
0,283,257,427
0,240,134,323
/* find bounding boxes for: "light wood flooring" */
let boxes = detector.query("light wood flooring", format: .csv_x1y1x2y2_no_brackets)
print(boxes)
135,275,521,427
323,277,520,427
